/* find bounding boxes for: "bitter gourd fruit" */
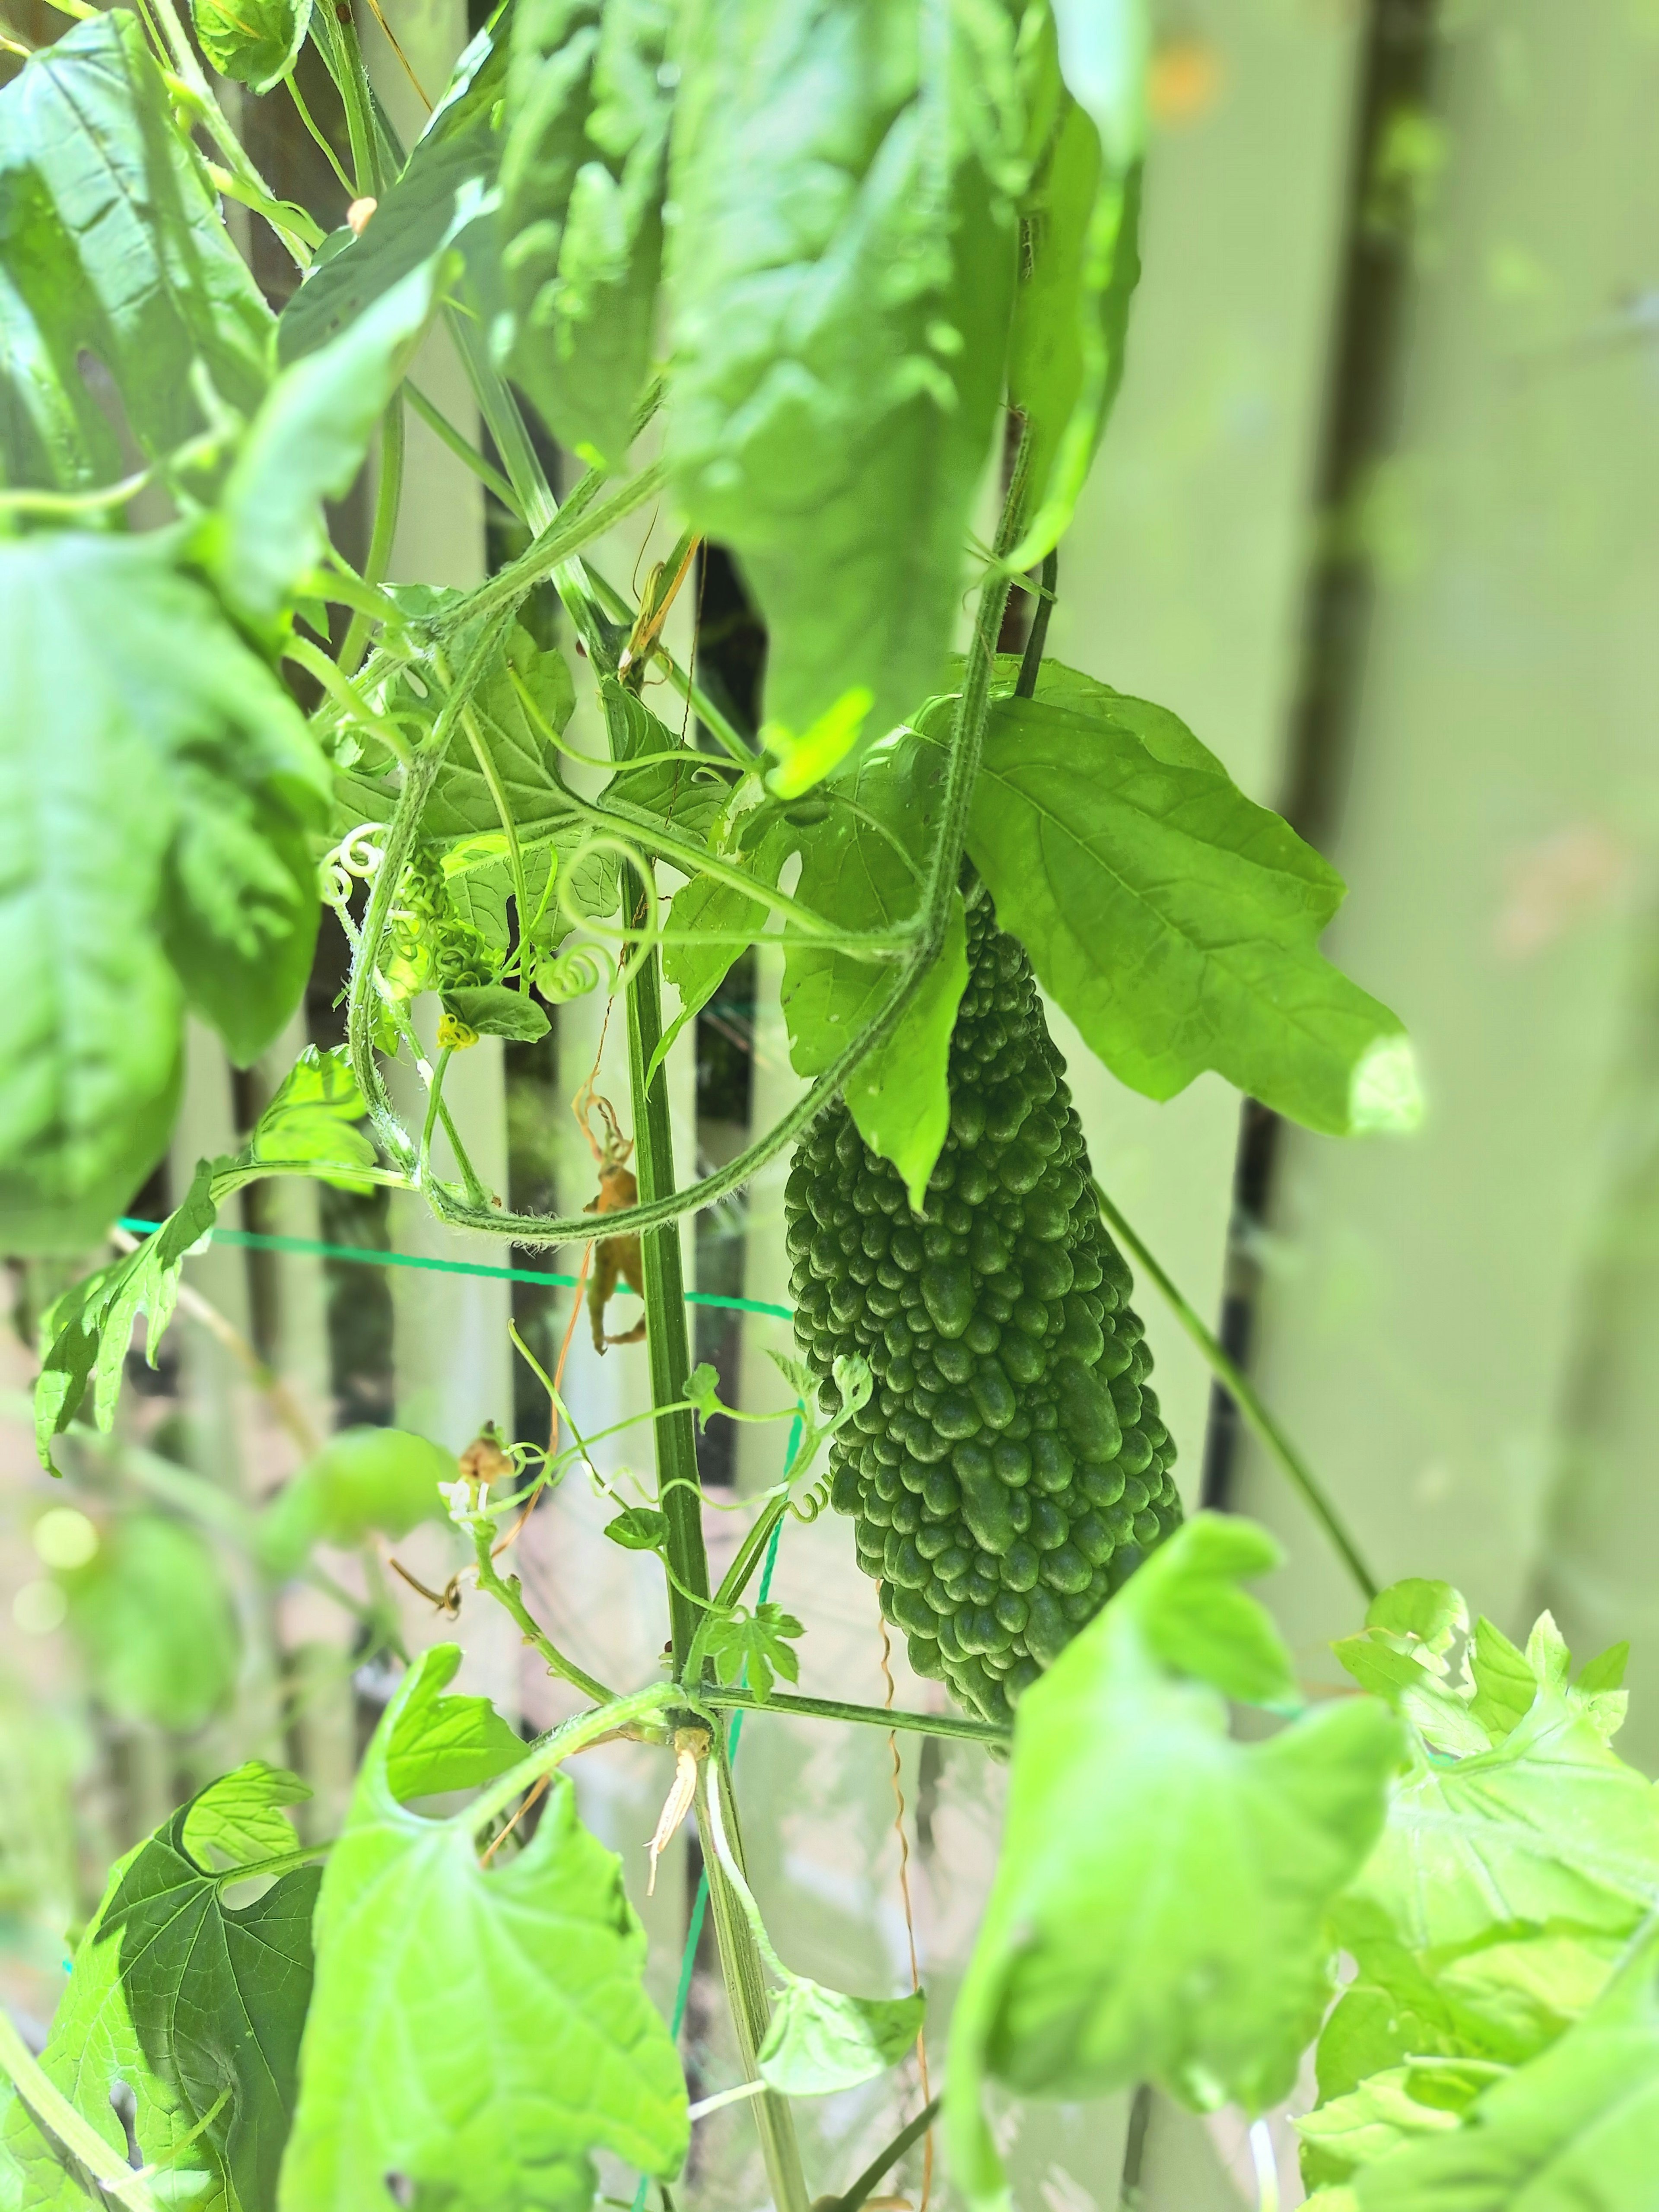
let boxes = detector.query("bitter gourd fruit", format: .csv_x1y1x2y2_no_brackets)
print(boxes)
785,886,1182,1723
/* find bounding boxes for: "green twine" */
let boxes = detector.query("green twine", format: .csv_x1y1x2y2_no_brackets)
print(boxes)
117,1218,794,1323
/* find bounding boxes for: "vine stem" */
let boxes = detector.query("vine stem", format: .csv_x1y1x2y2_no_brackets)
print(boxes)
142,0,312,267
700,1684,1007,1747
1091,1179,1381,1602
468,1518,616,1705
607,699,811,2212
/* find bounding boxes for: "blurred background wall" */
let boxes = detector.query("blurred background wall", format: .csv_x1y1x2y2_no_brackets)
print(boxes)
2,0,1658,2205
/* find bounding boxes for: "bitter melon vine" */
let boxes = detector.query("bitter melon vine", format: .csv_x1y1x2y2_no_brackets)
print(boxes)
8,6,1614,2212
789,886,1179,1720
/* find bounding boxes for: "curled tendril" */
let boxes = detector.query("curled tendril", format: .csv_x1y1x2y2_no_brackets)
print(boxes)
789,1481,831,1524
533,937,613,1004
321,823,389,910
541,826,669,995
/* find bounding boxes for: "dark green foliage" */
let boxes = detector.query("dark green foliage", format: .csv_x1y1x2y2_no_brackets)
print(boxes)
786,887,1180,1722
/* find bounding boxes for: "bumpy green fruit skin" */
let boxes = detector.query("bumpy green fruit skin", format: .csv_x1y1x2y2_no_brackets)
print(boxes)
785,891,1182,1723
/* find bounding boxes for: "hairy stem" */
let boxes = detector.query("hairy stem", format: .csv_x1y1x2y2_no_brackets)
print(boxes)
1091,1179,1380,1602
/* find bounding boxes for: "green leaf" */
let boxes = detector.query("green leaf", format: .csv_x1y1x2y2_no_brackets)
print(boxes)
499,0,673,467
598,679,731,844
441,983,553,1040
665,0,1025,788
921,669,1422,1137
259,1426,455,1571
683,1362,723,1429
183,1759,313,1872
60,1513,241,1731
701,1603,804,1703
1355,1926,1659,2211
202,261,446,634
279,1648,687,2208
3,1766,315,2211
658,818,800,1081
0,10,272,496
381,1644,527,1803
343,620,587,951
1434,1934,1622,2067
1296,2067,1469,2180
35,1159,221,1470
946,1514,1401,2211
603,1505,667,1552
193,0,312,95
113,1785,317,2211
0,1845,221,2209
277,17,508,365
781,737,967,1206
0,530,329,1252
1008,108,1142,568
1332,1683,1659,1985
758,1981,925,2097
249,1043,377,1187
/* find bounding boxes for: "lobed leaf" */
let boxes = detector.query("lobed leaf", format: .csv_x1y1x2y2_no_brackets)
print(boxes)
758,1981,925,2098
0,531,329,1251
1354,1925,1659,2211
664,0,1026,788
279,1647,687,2210
382,1645,527,1805
917,664,1422,1137
277,16,508,365
182,1760,312,1873
193,0,313,95
35,1159,220,1468
498,0,674,467
0,11,272,496
1,1773,318,2211
946,1514,1400,2210
202,260,448,634
248,1043,377,1187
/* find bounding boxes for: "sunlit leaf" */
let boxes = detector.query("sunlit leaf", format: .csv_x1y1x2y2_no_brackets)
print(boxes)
665,0,1025,785
917,664,1422,1138
381,1645,527,1805
0,531,328,1250
758,1981,924,2097
193,0,312,95
0,10,271,496
1,1774,318,2211
782,737,967,1208
499,0,674,467
278,1648,687,2208
946,1516,1400,2210
183,1759,312,1872
1355,1926,1659,2211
